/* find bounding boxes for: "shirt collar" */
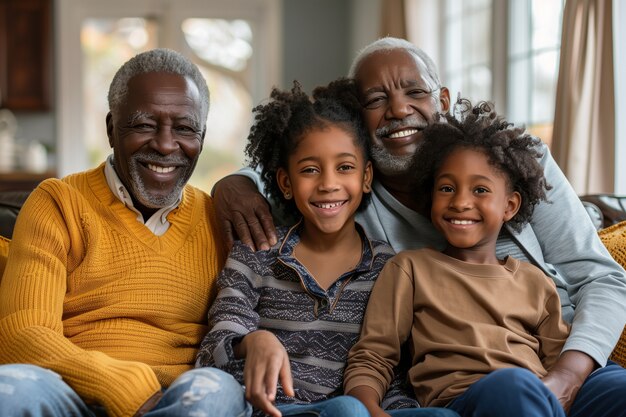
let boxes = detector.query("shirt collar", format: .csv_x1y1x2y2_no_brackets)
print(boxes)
278,219,375,273
103,154,182,225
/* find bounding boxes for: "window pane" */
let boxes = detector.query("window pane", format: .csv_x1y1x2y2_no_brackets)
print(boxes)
464,9,491,66
531,50,559,124
509,0,531,57
531,0,564,51
467,64,492,101
507,58,530,124
445,17,463,75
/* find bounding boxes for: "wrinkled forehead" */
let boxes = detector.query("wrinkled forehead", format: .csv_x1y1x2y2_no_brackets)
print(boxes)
354,49,439,92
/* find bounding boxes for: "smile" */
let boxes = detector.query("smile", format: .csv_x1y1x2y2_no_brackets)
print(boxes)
313,201,346,209
387,128,420,139
147,164,176,173
449,219,478,225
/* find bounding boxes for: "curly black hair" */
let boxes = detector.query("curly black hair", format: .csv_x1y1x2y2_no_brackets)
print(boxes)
245,79,371,219
412,100,551,232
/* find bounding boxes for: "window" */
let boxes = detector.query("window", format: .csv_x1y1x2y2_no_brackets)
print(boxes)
440,0,565,145
57,0,281,192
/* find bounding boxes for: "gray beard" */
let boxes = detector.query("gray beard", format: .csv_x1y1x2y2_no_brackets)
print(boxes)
127,152,192,209
370,143,415,177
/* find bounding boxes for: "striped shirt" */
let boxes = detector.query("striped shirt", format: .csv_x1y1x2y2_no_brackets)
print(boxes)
196,222,418,411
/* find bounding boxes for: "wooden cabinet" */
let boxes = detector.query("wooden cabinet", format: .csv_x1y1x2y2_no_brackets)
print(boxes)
0,0,52,111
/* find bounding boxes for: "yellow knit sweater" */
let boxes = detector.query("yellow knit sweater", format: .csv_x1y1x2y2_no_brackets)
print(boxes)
0,165,225,417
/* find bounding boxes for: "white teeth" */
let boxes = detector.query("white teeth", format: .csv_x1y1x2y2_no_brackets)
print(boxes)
450,219,477,225
148,164,175,173
316,202,343,209
388,129,419,139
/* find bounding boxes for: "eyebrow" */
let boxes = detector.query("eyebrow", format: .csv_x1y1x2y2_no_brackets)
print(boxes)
436,173,496,183
296,152,358,165
361,79,429,96
127,111,201,130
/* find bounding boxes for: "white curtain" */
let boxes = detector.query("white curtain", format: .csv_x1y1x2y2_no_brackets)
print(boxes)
552,0,615,194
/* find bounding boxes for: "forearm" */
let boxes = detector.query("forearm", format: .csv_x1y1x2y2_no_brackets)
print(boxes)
347,385,388,417
551,350,597,382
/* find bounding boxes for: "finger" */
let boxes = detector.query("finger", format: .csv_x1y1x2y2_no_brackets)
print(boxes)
279,354,294,397
263,355,282,402
246,367,281,417
256,207,278,247
247,217,271,251
221,220,236,250
231,211,256,251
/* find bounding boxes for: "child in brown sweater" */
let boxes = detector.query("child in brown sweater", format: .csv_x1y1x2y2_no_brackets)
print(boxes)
345,100,572,417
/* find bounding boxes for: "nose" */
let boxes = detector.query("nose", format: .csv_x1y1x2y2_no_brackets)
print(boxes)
385,93,414,120
318,170,340,193
149,126,180,155
449,190,473,211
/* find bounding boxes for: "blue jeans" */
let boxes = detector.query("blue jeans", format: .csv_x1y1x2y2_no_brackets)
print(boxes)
276,397,458,417
448,368,565,417
568,360,626,417
276,396,369,417
0,364,251,417
387,409,460,417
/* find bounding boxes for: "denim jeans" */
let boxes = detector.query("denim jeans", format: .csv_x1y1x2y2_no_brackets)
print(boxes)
447,368,565,417
276,396,369,417
387,409,460,417
0,364,251,417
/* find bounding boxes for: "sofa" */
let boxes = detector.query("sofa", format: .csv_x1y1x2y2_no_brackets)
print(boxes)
1,190,626,367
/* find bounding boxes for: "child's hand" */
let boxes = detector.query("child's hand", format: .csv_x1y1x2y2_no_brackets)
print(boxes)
240,330,294,417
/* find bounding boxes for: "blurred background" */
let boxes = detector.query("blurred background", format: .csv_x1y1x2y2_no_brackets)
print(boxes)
0,0,624,195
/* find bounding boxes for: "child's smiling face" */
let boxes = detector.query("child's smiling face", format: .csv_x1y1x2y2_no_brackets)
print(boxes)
430,147,521,263
276,125,372,237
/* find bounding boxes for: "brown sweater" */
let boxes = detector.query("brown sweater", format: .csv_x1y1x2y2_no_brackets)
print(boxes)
0,165,225,417
344,248,570,407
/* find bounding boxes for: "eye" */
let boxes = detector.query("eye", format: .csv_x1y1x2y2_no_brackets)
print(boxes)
337,164,355,172
132,123,155,131
174,123,200,136
363,95,386,109
407,88,435,100
300,166,320,174
438,185,454,193
474,187,490,194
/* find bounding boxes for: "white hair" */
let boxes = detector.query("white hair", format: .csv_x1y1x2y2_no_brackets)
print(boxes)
348,37,441,88
107,49,210,129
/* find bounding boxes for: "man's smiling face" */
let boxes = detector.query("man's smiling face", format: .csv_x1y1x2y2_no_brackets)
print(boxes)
354,48,450,177
106,71,204,217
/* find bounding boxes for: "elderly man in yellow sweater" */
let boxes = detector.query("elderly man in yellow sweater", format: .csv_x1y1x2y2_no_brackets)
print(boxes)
0,49,250,417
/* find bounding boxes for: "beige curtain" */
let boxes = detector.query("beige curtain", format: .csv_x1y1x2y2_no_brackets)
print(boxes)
380,0,407,38
552,0,615,194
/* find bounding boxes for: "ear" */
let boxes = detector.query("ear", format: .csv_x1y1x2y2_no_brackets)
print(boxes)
276,168,292,199
362,160,373,193
439,86,451,113
503,191,522,223
199,128,206,152
106,112,114,148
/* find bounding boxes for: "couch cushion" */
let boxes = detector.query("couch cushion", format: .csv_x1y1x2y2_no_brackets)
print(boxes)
598,221,626,368
0,191,31,239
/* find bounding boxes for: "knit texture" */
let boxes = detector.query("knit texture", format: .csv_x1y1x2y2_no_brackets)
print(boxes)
599,221,626,367
0,235,8,280
0,164,225,417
